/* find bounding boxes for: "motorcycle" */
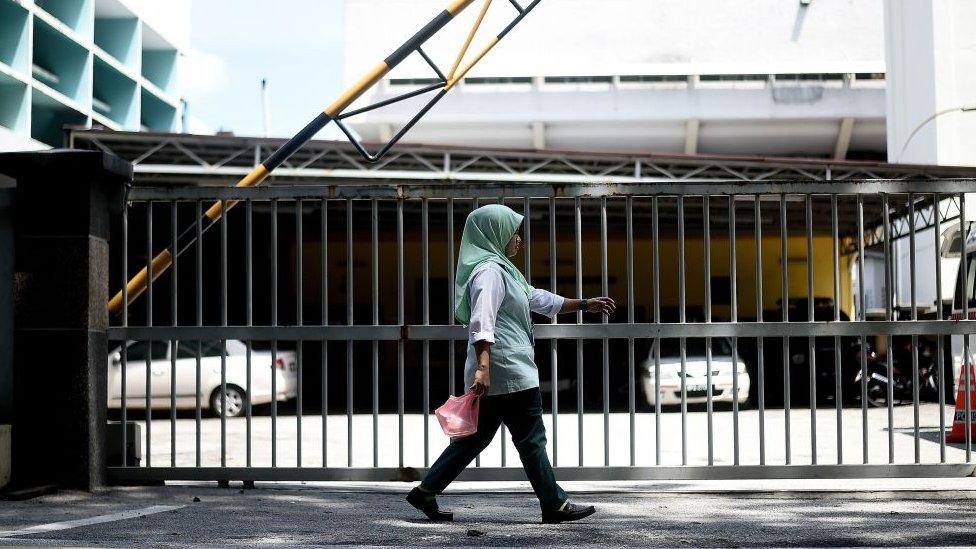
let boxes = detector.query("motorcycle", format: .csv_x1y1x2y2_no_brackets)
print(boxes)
854,337,941,408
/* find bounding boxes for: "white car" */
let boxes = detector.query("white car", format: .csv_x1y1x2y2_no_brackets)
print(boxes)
108,340,297,417
641,338,750,406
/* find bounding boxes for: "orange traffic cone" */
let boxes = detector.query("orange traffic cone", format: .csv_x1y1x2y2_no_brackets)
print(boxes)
947,364,976,443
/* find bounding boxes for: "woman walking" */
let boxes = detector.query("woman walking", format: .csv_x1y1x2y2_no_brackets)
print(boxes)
407,204,616,524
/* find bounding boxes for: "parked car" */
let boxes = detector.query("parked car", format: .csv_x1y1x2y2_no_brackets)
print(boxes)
108,340,297,417
640,337,750,406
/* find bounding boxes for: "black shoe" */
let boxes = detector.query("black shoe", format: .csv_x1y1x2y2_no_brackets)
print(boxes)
407,487,454,521
542,502,596,524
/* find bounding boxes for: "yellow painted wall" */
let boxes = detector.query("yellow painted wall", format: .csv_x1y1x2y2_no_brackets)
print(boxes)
301,231,855,323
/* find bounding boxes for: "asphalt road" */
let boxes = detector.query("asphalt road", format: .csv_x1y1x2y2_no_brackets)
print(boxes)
3,481,976,548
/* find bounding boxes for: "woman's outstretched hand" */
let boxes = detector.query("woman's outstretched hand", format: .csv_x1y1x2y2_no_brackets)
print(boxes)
586,296,617,316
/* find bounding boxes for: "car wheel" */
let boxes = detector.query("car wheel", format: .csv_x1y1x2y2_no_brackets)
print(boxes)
210,385,246,418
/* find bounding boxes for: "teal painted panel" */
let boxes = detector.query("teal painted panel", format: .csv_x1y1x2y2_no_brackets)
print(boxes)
142,49,176,93
0,77,29,133
141,87,175,132
93,57,137,127
0,1,30,75
95,17,139,69
33,18,92,104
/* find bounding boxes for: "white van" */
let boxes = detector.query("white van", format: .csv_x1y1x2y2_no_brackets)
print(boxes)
942,223,975,394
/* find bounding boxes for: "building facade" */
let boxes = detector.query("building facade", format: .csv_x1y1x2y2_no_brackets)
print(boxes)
0,0,189,151
342,0,887,159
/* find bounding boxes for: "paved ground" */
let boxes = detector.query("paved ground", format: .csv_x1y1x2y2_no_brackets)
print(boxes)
3,480,976,548
134,404,967,468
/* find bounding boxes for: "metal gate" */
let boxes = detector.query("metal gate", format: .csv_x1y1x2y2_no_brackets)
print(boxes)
106,180,976,483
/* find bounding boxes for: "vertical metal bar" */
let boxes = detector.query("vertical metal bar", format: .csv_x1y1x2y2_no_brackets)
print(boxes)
780,194,791,465
652,195,661,466
704,195,714,466
271,199,278,467
806,194,816,465
626,196,635,466
246,199,253,467
755,195,765,465
321,198,329,468
448,198,456,398
857,194,868,464
574,197,584,466
346,199,354,467
600,196,609,466
933,192,946,462
473,198,481,470
961,193,971,462
882,193,895,464
512,197,533,467
170,202,177,467
909,193,920,464
195,201,202,468
397,199,405,467
549,197,558,467
832,194,842,465
121,201,128,467
145,200,152,468
220,200,228,468
729,195,740,466
678,195,688,466
296,200,304,467
372,200,380,468
422,198,430,467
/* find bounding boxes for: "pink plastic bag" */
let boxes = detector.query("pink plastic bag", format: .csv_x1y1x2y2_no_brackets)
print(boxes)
435,391,481,438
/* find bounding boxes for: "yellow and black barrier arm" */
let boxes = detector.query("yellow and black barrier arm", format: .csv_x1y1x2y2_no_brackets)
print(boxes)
108,0,544,315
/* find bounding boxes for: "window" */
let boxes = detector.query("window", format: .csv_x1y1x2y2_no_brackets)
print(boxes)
463,76,532,85
176,342,198,359
619,75,687,84
544,75,613,85
657,338,733,358
176,341,247,358
126,341,169,361
388,78,441,86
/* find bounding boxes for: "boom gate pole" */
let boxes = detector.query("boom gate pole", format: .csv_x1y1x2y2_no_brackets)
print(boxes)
109,0,543,315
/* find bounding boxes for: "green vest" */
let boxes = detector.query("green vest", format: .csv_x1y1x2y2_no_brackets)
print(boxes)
464,263,538,396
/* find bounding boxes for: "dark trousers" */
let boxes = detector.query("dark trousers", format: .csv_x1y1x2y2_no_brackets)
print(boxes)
420,388,568,512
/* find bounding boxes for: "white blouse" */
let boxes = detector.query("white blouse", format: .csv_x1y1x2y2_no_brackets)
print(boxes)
467,262,565,344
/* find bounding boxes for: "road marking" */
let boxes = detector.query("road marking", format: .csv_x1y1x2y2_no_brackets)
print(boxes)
0,505,184,538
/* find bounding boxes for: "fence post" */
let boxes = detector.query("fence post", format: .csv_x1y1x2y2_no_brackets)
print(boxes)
0,174,13,490
0,150,131,491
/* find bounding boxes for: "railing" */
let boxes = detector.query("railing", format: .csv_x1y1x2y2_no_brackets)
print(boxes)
106,181,976,482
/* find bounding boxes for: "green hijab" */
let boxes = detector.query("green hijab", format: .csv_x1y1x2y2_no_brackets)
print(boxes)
454,204,531,324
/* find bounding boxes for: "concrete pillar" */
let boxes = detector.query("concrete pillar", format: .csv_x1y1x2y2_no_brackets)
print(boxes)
531,121,546,150
0,175,12,491
884,0,976,166
0,175,13,426
0,150,131,491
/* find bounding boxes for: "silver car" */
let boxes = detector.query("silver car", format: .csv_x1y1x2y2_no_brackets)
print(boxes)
641,338,750,406
108,340,297,417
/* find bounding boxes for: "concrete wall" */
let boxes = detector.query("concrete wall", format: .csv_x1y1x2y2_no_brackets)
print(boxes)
343,0,886,82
